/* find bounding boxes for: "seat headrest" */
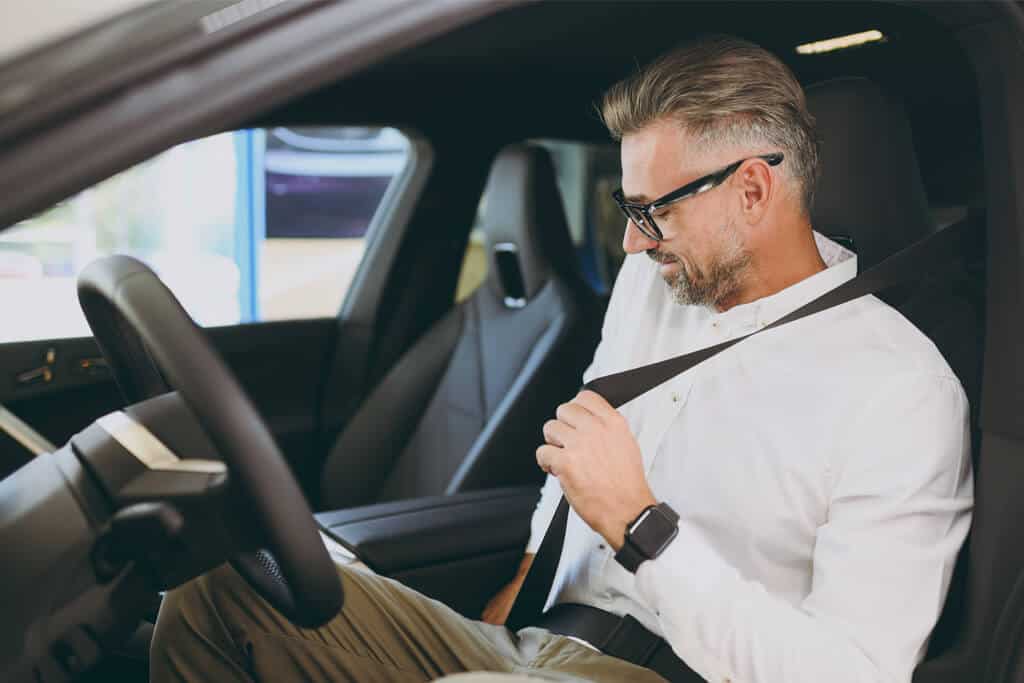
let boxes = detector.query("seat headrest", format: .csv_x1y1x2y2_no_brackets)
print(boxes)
480,144,579,305
807,77,934,269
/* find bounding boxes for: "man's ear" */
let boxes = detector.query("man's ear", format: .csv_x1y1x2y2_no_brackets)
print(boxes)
737,158,774,223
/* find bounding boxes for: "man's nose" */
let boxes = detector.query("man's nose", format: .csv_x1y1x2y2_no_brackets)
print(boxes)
622,220,659,254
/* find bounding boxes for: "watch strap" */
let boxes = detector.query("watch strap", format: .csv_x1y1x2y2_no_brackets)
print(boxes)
614,536,648,573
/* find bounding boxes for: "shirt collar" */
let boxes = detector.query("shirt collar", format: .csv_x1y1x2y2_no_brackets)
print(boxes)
710,232,857,336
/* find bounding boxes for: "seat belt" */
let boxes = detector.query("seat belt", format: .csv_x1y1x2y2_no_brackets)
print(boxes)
505,218,972,649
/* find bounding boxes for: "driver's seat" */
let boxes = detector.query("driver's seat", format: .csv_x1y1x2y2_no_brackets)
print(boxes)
318,144,599,511
805,77,994,682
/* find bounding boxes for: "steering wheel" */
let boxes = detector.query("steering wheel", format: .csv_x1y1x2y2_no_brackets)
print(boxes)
77,255,342,628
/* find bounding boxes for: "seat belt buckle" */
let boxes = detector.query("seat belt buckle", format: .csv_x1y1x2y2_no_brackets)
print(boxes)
598,614,661,665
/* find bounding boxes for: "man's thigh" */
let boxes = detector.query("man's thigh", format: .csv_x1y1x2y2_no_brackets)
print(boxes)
435,659,667,683
506,628,668,683
152,562,519,683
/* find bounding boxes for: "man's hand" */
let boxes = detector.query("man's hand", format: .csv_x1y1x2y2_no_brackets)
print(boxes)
537,390,657,551
480,553,534,625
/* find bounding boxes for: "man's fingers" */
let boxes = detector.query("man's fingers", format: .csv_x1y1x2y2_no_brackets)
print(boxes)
536,444,563,476
555,401,599,430
542,418,574,448
573,389,619,421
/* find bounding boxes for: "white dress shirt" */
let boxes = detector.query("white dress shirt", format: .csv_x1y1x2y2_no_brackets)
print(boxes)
526,233,974,683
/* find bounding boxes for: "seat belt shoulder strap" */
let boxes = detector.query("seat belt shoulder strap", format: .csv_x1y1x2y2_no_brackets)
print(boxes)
505,217,971,632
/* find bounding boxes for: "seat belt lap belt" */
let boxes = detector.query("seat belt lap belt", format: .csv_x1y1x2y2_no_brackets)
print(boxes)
504,219,971,681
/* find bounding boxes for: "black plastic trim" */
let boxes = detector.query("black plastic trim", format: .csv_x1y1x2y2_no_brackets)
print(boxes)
316,486,538,574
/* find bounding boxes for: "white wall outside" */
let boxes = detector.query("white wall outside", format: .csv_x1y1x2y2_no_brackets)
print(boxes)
0,0,154,63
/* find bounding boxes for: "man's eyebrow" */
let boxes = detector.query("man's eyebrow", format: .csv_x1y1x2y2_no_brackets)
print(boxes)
622,192,651,204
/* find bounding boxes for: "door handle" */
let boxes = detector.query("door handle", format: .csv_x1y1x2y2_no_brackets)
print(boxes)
16,365,53,386
15,347,56,387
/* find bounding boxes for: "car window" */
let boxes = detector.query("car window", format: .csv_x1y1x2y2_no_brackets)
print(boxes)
455,139,623,302
0,126,411,342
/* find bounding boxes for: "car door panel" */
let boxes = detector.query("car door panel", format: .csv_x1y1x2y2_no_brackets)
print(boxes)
0,317,338,495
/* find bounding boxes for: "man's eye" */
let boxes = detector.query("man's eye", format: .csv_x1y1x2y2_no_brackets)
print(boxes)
652,206,672,219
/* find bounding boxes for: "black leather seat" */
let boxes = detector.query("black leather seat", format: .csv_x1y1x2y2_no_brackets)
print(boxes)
809,77,936,269
808,77,984,416
806,78,988,681
319,144,599,511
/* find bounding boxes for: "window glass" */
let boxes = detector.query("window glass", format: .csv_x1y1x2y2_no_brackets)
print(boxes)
455,140,622,302
0,126,410,342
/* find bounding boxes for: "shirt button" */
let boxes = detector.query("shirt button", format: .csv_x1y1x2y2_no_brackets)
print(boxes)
598,544,606,550
671,392,680,403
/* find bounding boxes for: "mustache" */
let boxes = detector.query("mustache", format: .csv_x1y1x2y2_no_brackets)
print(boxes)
647,249,679,265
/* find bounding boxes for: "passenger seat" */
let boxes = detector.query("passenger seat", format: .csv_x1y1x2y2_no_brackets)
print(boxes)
319,144,600,511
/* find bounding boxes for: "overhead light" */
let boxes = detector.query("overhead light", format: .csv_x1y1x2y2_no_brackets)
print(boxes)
796,30,886,55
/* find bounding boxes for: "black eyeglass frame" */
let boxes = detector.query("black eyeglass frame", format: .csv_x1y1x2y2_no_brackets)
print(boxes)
612,152,784,242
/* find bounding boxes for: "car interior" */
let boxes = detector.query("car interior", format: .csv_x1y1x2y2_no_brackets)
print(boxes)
0,1,1020,681
319,143,601,512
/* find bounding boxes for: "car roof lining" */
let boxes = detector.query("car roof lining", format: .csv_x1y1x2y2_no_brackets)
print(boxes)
249,1,985,209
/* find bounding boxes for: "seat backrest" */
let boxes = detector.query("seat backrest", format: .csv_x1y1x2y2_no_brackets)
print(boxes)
808,77,985,425
807,78,989,681
808,77,935,267
319,144,599,511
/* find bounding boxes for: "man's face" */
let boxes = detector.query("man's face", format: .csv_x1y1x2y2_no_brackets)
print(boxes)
619,120,752,309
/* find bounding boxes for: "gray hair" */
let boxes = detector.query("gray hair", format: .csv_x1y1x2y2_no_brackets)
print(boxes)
601,36,819,213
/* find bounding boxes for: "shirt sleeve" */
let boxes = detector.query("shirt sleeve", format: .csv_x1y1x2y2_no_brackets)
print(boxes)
526,254,638,554
634,373,974,683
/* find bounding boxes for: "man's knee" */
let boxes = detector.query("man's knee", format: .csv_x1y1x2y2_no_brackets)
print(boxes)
150,564,255,679
434,675,547,682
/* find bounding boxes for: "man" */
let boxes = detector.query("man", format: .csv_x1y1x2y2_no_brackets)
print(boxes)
151,36,973,683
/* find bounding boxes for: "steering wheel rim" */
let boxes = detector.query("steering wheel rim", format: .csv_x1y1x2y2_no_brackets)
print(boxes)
77,255,342,628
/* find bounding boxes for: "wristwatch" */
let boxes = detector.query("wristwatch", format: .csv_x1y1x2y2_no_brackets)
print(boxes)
614,502,679,573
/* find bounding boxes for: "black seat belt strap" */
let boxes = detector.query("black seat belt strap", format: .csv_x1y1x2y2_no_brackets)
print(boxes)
506,219,970,635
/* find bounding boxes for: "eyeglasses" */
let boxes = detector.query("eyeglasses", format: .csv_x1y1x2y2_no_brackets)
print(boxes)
612,152,784,242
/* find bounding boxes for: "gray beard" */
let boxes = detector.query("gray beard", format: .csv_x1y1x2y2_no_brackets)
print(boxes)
664,254,750,308
648,222,751,308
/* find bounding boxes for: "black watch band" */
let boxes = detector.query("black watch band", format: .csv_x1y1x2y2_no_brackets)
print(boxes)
614,502,679,574
614,537,648,573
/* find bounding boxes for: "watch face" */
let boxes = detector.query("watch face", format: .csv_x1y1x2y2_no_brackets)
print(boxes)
629,508,655,535
632,506,679,558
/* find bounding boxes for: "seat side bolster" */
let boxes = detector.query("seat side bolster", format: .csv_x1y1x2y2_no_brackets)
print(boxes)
446,283,584,494
319,305,467,510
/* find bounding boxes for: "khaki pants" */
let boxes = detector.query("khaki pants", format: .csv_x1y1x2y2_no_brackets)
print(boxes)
150,563,668,682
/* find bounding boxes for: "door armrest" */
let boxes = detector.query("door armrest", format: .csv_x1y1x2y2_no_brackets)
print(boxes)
315,486,538,574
